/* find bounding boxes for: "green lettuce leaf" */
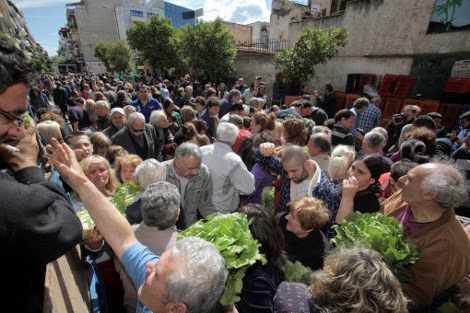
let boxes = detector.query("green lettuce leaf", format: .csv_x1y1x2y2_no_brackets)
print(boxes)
178,213,267,305
331,212,420,282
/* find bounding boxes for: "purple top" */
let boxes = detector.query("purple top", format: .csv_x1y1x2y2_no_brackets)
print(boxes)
248,163,276,204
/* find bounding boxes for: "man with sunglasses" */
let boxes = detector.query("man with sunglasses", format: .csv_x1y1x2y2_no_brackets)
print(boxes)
112,112,162,161
0,39,82,312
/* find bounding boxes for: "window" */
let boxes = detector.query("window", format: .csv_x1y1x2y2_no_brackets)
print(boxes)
130,10,143,17
147,12,154,18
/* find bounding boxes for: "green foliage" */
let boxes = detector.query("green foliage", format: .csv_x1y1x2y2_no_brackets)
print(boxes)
179,17,237,82
284,260,314,286
30,45,53,74
126,15,179,71
437,302,464,313
433,0,464,31
261,186,276,215
275,27,348,83
331,212,420,282
109,181,139,214
94,41,133,73
178,213,266,305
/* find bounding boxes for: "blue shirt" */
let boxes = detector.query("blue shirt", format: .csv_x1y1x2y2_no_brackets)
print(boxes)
122,243,160,313
357,102,382,134
132,98,162,122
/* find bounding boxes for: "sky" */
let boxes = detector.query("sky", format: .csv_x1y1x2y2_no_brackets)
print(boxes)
15,0,307,57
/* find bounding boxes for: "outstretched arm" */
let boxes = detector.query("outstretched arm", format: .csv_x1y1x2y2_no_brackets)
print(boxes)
46,139,138,259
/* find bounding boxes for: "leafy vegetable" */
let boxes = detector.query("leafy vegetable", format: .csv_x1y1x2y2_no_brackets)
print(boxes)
331,212,420,282
109,181,139,214
77,182,138,239
261,186,275,215
23,111,32,128
284,260,314,286
178,213,266,305
77,209,94,240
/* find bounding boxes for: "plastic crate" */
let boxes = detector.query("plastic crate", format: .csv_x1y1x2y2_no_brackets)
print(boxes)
382,98,404,119
443,78,470,94
418,99,440,116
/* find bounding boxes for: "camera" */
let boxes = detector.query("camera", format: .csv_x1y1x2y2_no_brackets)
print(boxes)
393,113,407,123
256,76,262,80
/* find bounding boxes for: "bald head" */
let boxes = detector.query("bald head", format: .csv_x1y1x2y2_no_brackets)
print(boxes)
400,162,468,210
308,132,331,156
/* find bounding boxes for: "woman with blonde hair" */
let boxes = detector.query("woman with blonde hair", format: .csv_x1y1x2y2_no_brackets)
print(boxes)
84,99,99,130
280,196,331,270
80,155,118,197
89,131,112,157
37,120,63,144
328,144,355,187
114,154,144,185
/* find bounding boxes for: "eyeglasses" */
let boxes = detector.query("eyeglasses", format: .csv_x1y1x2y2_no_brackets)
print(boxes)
0,107,26,129
131,127,145,134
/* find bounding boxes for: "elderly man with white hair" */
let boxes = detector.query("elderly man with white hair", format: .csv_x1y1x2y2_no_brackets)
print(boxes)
201,122,255,213
120,181,182,313
112,112,162,161
362,131,393,172
385,162,470,310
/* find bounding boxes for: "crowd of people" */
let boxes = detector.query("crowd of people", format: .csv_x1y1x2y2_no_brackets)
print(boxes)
1,38,470,313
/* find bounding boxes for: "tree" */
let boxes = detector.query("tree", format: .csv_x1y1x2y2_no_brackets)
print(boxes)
94,41,133,73
126,15,178,71
275,27,348,83
30,45,53,74
179,17,237,82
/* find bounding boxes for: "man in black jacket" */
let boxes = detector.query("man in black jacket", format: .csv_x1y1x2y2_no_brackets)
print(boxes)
0,38,82,313
112,112,162,161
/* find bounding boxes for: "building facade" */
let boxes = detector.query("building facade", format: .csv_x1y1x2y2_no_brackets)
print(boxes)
0,0,36,54
59,0,195,73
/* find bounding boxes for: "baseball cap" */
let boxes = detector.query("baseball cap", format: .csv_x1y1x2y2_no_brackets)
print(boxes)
110,107,125,116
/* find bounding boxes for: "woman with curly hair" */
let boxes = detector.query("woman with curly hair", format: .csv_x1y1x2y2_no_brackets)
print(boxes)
279,196,331,270
274,245,409,313
114,154,143,185
282,118,307,146
310,245,409,313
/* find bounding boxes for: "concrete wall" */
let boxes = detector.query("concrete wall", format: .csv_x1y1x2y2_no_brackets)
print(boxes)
235,56,277,99
223,22,252,43
283,0,470,92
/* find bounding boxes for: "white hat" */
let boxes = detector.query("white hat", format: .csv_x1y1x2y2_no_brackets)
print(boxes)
110,107,125,116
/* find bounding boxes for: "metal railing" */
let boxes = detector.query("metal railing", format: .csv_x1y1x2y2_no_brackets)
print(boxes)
236,38,289,58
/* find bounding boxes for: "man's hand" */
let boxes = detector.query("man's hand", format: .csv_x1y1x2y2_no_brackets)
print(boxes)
0,123,39,171
259,142,276,157
45,138,89,190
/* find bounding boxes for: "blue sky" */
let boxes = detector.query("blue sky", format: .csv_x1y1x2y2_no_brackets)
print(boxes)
16,0,298,56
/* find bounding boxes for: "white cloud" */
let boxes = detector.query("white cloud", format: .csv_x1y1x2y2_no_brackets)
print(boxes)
16,0,68,9
166,0,270,24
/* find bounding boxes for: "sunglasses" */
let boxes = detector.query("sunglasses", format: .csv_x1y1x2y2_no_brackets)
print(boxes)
0,107,26,129
131,127,145,133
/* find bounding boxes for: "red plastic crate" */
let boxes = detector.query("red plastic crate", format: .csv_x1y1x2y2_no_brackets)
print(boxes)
443,78,470,93
382,98,404,119
393,75,417,99
285,96,302,107
378,74,398,97
344,93,361,109
418,99,440,116
335,91,347,111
